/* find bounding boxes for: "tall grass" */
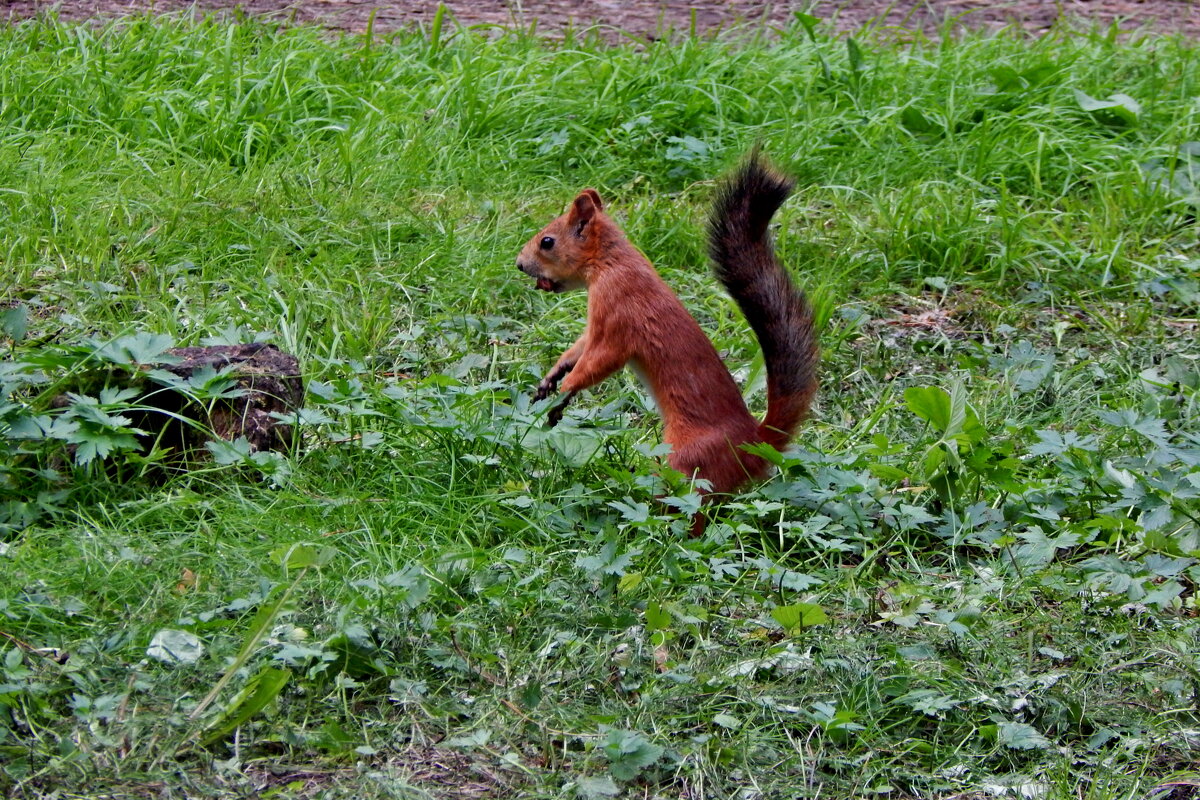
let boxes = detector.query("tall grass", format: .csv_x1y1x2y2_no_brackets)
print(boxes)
1,13,1198,799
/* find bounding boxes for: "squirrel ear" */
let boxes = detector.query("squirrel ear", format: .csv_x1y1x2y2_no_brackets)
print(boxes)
569,189,602,236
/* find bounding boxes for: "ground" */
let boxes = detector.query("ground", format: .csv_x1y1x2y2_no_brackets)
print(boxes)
3,4,1199,799
4,0,1199,38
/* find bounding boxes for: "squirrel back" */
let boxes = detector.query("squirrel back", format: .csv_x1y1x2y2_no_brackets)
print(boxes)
708,154,817,450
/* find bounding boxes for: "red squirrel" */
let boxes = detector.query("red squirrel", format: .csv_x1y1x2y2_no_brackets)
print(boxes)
517,154,817,531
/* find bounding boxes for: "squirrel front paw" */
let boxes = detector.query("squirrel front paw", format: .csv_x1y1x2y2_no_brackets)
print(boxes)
543,390,576,428
534,363,572,401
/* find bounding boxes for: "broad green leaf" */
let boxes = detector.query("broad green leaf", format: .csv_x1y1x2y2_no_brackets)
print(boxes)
712,713,741,730
742,440,787,467
869,463,909,482
900,105,936,134
0,305,28,342
665,135,708,163
545,428,604,467
91,332,177,366
1142,580,1184,609
577,541,641,578
847,37,865,72
893,689,957,717
576,775,621,799
794,12,821,40
617,573,643,594
190,565,311,721
600,729,664,782
70,431,142,465
444,728,492,749
905,386,952,430
772,602,829,634
772,604,803,631
4,413,53,440
146,629,204,665
272,542,336,570
206,437,253,465
661,492,702,515
645,602,671,632
906,384,984,454
793,12,831,77
1074,89,1141,125
199,666,290,745
1030,430,1099,457
379,565,431,609
992,721,1053,750
608,498,651,524
319,630,386,679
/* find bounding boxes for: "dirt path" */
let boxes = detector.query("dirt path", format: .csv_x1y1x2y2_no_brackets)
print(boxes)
4,0,1199,39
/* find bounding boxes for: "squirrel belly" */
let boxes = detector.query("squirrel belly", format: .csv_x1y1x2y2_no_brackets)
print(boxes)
517,153,817,525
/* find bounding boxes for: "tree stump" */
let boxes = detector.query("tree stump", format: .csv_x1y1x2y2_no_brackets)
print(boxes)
144,343,304,459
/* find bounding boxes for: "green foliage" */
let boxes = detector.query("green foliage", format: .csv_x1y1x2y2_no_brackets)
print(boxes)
1073,89,1142,127
599,728,666,782
197,666,290,747
771,602,829,633
1,10,1199,800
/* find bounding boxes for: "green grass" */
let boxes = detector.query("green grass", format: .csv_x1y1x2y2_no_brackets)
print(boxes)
2,10,1200,799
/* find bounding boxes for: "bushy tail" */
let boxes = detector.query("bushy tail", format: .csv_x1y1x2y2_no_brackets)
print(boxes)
708,152,817,450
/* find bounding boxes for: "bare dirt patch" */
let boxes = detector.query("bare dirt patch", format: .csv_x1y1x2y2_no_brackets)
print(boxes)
242,745,525,799
4,0,1198,39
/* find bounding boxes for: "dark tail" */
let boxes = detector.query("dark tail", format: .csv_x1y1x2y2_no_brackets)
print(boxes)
708,152,817,450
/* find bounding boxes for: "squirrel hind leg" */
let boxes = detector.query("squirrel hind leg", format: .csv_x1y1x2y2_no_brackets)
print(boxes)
664,435,772,537
669,435,770,499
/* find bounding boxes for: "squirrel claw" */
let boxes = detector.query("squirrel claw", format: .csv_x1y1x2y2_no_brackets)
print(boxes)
544,390,575,427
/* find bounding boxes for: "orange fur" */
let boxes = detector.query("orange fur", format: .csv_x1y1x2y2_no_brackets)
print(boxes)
517,156,816,533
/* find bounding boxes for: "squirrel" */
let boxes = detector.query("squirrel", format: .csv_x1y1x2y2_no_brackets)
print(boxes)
516,153,817,534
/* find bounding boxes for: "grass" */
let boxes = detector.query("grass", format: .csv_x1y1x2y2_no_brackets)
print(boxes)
2,9,1200,799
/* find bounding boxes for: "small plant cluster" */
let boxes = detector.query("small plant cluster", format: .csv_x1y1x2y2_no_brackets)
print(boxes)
2,9,1200,799
0,323,306,536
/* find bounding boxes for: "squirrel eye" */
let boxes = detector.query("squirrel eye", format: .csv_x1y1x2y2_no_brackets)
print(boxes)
539,236,555,250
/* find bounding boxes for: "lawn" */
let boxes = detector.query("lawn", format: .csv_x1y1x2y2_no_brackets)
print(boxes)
1,10,1199,798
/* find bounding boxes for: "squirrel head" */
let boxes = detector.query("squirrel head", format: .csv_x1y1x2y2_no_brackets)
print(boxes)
516,189,604,293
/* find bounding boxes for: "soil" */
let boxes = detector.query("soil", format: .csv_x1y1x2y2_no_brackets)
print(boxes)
3,0,1198,39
